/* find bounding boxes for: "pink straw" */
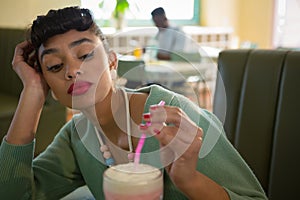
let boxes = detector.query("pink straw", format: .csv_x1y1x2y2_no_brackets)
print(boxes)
134,101,165,165
134,133,146,165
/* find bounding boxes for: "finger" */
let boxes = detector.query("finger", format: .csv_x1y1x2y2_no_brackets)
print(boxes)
144,109,202,145
139,120,204,168
144,106,202,147
148,104,167,123
15,41,30,56
12,41,30,66
139,121,164,136
153,126,187,145
167,130,203,165
183,131,203,158
155,127,203,167
156,127,195,154
149,105,181,124
149,105,197,133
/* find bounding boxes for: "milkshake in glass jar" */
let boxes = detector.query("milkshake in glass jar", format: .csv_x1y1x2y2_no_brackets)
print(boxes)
103,163,163,200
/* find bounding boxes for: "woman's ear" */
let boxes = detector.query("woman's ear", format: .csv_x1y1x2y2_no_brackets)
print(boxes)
108,51,117,70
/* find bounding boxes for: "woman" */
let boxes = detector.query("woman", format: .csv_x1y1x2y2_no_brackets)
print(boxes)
0,6,267,200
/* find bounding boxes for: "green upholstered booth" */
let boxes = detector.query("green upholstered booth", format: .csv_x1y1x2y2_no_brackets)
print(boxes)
213,49,300,200
0,28,66,156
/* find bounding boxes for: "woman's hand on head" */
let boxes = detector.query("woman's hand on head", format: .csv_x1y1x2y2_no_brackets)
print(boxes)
12,41,49,99
141,104,203,191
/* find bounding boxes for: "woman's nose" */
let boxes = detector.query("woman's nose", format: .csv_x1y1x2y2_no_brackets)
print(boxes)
65,65,83,80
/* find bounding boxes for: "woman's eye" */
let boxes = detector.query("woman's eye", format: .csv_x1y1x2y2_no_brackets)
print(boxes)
80,51,94,61
47,63,63,72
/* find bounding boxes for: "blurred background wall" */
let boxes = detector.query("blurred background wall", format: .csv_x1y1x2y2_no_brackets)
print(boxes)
0,0,274,48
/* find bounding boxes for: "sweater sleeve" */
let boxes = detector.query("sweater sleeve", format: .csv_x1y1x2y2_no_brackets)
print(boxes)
170,93,268,200
0,120,85,200
0,137,35,199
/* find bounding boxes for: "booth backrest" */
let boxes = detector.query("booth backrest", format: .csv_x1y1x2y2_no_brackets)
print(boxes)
0,28,66,156
213,49,300,200
0,29,24,96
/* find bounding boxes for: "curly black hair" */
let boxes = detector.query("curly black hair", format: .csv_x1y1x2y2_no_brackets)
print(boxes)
26,6,109,71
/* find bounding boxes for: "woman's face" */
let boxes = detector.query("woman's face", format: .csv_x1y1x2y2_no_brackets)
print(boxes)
38,29,115,109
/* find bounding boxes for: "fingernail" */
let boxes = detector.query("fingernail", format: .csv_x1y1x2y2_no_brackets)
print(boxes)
153,129,161,135
139,124,148,130
143,113,151,120
150,105,158,110
150,102,165,110
146,122,152,126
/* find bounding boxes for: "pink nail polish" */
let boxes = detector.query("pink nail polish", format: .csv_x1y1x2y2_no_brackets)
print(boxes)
139,124,148,130
153,129,161,135
143,113,151,119
150,101,165,110
150,105,158,110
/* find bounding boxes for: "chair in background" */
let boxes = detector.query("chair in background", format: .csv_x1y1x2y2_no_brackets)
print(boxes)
170,51,201,63
117,59,146,89
170,51,212,109
213,49,300,200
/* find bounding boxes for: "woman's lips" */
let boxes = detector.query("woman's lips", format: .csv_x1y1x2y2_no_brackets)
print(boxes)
67,81,92,96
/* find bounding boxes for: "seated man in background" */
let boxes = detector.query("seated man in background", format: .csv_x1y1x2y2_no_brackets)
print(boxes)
151,7,186,60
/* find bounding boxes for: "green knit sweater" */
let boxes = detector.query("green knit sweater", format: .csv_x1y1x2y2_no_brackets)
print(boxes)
0,85,267,200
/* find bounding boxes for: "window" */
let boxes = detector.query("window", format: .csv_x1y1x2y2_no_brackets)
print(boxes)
81,0,200,27
273,0,300,48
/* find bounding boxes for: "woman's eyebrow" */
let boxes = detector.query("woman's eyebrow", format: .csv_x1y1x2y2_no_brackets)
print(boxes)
40,48,58,61
40,38,94,61
69,38,93,48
